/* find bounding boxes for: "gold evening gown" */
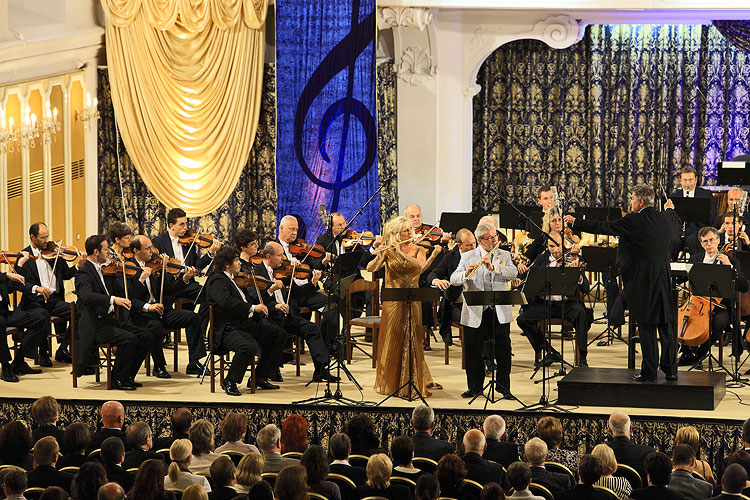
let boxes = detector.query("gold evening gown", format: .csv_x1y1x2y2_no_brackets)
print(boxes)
373,248,435,397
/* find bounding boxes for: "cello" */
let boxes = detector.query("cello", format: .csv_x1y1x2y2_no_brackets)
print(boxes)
676,294,720,346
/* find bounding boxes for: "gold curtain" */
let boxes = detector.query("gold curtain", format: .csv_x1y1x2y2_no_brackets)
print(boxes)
101,0,267,216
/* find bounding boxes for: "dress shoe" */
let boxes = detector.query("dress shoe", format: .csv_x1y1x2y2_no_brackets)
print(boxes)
631,373,656,382
55,347,72,363
1,367,18,383
461,389,478,398
256,378,280,390
221,379,241,396
312,371,340,383
678,354,695,366
81,366,96,375
153,366,171,379
113,379,137,391
128,378,143,387
185,361,204,375
269,369,283,382
39,354,53,367
578,358,588,368
495,386,513,399
162,332,172,345
665,373,678,381
13,362,41,375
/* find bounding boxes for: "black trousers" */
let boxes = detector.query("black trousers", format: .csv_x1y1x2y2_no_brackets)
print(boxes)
134,308,201,368
174,281,208,363
639,322,677,379
464,308,511,393
28,298,73,353
517,300,590,357
272,314,328,373
298,291,339,347
690,308,737,359
95,316,150,382
221,319,287,384
0,307,48,365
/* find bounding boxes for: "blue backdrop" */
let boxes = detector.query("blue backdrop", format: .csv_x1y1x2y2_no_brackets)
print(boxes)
276,0,377,241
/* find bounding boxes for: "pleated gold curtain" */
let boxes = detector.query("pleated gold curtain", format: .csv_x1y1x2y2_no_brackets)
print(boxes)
101,0,267,216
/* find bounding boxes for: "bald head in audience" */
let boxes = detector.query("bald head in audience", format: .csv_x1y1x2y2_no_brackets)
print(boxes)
608,412,631,438
98,483,125,500
101,401,125,429
462,430,486,456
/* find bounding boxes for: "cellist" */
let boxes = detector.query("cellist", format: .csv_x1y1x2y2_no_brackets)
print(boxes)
678,226,749,367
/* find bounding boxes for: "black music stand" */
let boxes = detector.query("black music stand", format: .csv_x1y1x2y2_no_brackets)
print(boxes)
581,246,626,346
440,212,493,235
462,290,527,409
718,160,750,186
669,197,712,259
732,250,750,376
499,205,544,237
574,207,622,222
377,287,441,405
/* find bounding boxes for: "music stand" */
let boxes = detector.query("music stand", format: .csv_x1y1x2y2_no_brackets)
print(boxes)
498,205,544,237
669,198,712,225
377,287,441,405
574,207,622,222
462,290,527,409
581,246,626,347
718,161,750,185
732,250,750,376
440,212,493,235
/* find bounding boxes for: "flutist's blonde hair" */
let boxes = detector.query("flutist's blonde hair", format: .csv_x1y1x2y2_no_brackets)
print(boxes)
542,208,562,233
381,216,413,251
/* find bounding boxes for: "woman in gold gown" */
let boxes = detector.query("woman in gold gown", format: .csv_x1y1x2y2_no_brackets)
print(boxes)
367,216,443,398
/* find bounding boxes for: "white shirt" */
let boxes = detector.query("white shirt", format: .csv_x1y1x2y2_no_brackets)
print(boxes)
136,259,156,309
684,189,695,198
92,261,115,314
31,246,57,295
224,271,255,317
703,253,718,264
169,233,185,262
264,262,285,304
546,254,564,302
279,240,308,287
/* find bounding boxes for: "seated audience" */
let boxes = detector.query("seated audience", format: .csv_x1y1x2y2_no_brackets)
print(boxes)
328,432,367,486
275,465,308,500
416,473,440,500
726,450,750,497
346,415,384,457
481,415,519,469
591,444,632,500
355,453,412,500
72,462,108,500
668,444,712,500
181,484,208,500
524,437,573,495
505,462,543,500
31,397,65,454
123,422,164,470
256,424,299,473
249,478,275,500
557,454,611,500
3,469,28,500
605,412,654,487
208,457,237,500
128,460,172,500
480,483,504,500
0,420,34,470
301,445,341,500
164,439,211,492
100,437,134,492
97,483,125,500
40,486,71,500
89,402,127,454
411,405,454,462
188,420,221,475
710,463,747,500
462,430,505,486
536,416,578,473
26,436,74,492
153,408,192,452
391,436,426,482
281,415,308,455
57,423,93,470
435,454,465,500
630,451,685,500
215,413,259,455
675,426,715,485
235,453,264,494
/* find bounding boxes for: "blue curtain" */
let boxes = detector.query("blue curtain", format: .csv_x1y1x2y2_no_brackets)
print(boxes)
473,25,750,211
276,0,378,241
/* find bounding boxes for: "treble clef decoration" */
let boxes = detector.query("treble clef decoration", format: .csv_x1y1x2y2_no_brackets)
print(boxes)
294,0,376,211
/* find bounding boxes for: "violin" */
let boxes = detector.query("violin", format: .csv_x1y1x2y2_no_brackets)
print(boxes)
41,241,84,262
101,260,140,277
178,228,215,249
340,230,376,248
234,272,274,291
416,223,451,244
0,251,35,265
563,228,580,250
273,259,314,280
145,253,204,277
288,239,327,260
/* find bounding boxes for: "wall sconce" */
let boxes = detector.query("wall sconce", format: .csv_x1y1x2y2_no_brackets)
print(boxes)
41,101,61,145
75,92,100,131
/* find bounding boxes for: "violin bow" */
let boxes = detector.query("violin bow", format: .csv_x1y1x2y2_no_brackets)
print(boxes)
286,260,297,306
181,222,202,266
48,239,63,285
0,251,20,274
191,254,215,307
250,267,264,307
159,253,167,306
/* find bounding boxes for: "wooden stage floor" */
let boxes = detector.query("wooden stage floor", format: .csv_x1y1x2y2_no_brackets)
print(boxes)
4,303,750,420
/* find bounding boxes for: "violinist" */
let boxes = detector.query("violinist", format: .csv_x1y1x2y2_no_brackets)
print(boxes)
678,227,749,367
516,230,591,368
669,166,717,255
712,187,750,229
719,212,750,253
538,185,555,213
108,222,132,261
521,208,578,267
20,222,82,365
205,246,288,396
74,235,150,390
126,236,203,379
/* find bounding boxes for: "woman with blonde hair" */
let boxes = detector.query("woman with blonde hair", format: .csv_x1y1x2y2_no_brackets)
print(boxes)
354,453,411,500
164,439,211,492
675,425,715,484
591,444,631,500
235,453,265,494
366,215,443,397
180,484,208,500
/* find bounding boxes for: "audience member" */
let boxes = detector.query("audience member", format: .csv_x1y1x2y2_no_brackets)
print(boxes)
710,463,747,500
630,451,685,500
354,454,412,500
89,402,126,453
435,454,465,500
188,420,221,475
181,484,208,500
123,423,163,470
153,409,192,452
301,445,341,500
249,478,274,500
208,457,237,500
462,430,505,486
605,412,654,487
71,462,108,500
128,460,172,500
275,465,308,500
27,436,74,492
31,397,65,454
523,437,573,495
57,423,93,470
536,416,578,473
100,437,134,492
256,424,298,473
676,426,715,485
557,454,610,500
505,462,543,500
40,486,70,500
3,469,28,500
411,405,454,462
726,450,750,497
235,453,264,494
668,444,712,500
0,420,34,470
481,415,519,469
281,415,308,455
345,415,383,457
215,413,258,455
97,483,125,500
480,483,504,500
590,444,631,500
329,432,367,487
391,435,425,482
415,473,440,500
164,439,211,492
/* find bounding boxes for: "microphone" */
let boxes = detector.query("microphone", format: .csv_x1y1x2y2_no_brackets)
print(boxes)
318,204,328,218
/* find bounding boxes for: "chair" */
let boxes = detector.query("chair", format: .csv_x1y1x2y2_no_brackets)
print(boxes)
592,485,619,500
156,448,172,462
348,454,369,469
24,488,46,500
282,451,303,459
167,489,184,500
70,302,116,390
220,450,245,465
345,279,381,367
145,326,181,375
308,493,329,500
88,448,102,460
391,476,416,494
528,483,554,500
536,318,579,365
463,479,483,494
544,461,575,485
613,463,643,490
412,457,438,474
127,467,139,473
261,472,278,488
208,306,256,393
692,470,706,481
445,322,465,368
326,473,357,498
59,466,80,473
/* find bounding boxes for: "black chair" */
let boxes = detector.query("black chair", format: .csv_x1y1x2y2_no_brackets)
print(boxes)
308,493,329,500
528,483,554,500
593,485,619,500
613,463,643,490
348,454,369,469
282,451,303,459
167,489,184,500
462,479,483,500
391,476,416,496
544,461,576,485
220,450,245,466
326,473,357,500
24,488,46,500
262,472,278,488
412,457,438,474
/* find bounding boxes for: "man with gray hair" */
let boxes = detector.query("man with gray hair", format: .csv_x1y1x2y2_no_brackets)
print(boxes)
566,183,679,381
482,415,520,468
410,404,454,461
256,424,298,473
98,482,126,500
524,437,573,495
604,412,654,487
122,422,164,470
461,429,505,486
451,221,517,399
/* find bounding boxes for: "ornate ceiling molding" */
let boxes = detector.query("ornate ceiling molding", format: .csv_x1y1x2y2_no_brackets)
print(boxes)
378,7,433,31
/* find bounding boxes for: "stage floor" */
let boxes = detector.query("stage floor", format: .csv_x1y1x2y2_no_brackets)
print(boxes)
5,303,750,419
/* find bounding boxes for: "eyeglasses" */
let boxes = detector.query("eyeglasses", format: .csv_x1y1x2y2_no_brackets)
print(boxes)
480,234,499,241
701,236,718,243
